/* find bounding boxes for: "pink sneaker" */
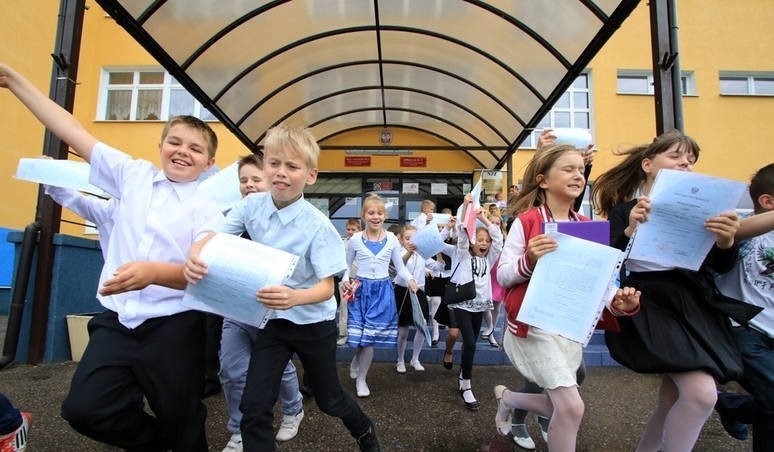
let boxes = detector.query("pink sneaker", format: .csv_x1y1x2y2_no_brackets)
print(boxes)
0,412,31,452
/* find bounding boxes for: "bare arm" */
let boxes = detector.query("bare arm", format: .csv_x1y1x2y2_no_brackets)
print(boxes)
99,262,186,295
0,64,98,161
258,276,335,309
736,210,774,241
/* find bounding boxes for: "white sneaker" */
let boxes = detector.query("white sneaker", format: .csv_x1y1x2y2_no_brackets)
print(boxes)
396,361,406,373
409,360,425,371
537,414,549,442
221,433,243,452
511,423,535,449
275,410,304,442
356,380,370,398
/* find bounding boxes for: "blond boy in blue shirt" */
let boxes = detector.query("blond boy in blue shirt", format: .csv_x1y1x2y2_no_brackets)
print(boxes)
185,124,381,452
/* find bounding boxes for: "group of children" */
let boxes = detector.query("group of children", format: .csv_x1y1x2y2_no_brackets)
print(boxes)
1,61,771,452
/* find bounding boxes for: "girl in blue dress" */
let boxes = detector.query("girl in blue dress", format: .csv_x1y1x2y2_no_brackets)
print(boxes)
344,194,418,398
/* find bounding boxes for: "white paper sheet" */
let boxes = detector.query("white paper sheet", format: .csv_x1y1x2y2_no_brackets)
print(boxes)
195,161,241,213
182,233,299,327
15,158,106,196
517,232,623,345
628,169,747,271
410,225,446,259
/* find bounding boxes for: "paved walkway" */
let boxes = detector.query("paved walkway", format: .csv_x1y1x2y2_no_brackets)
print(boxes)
0,359,752,451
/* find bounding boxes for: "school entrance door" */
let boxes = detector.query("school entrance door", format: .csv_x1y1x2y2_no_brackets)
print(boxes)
305,173,473,237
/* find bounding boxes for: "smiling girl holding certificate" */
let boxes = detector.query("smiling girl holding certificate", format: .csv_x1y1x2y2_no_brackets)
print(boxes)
592,130,743,452
495,144,641,451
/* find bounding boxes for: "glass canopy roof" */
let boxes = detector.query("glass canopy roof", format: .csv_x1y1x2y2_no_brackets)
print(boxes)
95,0,641,169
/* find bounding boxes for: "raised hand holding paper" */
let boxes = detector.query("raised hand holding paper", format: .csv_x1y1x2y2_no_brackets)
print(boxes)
550,128,592,149
182,233,299,327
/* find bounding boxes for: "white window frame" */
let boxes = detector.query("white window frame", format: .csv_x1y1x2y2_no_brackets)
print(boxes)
521,72,593,149
97,67,217,121
616,69,696,96
719,71,774,96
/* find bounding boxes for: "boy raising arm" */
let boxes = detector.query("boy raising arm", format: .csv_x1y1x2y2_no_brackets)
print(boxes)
1,63,221,451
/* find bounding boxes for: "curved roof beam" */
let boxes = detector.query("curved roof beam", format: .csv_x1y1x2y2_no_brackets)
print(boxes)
235,59,525,129
269,104,490,168
463,0,573,69
309,104,508,160
257,85,505,148
214,26,547,105
318,124,460,149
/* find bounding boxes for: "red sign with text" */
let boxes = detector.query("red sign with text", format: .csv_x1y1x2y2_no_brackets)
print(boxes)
345,156,371,167
400,156,427,167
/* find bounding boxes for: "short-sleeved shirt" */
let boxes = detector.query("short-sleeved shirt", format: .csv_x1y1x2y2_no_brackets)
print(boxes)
220,192,347,324
715,219,774,337
90,142,223,329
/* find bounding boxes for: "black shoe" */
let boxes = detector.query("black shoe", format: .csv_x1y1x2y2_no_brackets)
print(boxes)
717,408,748,440
431,339,438,347
300,384,314,399
202,381,221,398
356,424,382,452
459,388,480,411
443,351,453,370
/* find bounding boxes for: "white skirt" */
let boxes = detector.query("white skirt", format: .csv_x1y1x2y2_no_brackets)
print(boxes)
502,327,582,389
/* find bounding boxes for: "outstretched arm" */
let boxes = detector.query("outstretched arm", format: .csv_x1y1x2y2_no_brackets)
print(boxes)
736,210,774,241
0,64,98,161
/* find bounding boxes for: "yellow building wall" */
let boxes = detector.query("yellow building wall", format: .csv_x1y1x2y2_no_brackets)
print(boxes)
319,127,480,172
0,2,61,230
2,1,772,235
588,0,774,183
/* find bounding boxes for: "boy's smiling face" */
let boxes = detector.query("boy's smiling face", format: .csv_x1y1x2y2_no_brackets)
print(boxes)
159,123,215,182
263,146,318,208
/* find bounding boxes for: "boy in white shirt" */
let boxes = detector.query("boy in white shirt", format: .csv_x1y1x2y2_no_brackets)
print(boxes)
1,63,222,451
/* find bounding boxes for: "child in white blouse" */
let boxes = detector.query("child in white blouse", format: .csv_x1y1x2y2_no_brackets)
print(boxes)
393,225,444,373
343,194,418,398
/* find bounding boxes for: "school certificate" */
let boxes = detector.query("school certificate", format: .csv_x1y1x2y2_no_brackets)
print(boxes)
517,232,623,345
15,158,106,196
411,225,446,259
628,169,747,271
182,233,299,327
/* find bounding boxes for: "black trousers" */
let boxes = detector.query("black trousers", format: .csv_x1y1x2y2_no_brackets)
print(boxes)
61,310,207,452
241,319,372,451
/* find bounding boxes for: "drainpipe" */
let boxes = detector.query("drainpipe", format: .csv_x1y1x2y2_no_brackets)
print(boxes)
25,0,86,364
0,223,40,369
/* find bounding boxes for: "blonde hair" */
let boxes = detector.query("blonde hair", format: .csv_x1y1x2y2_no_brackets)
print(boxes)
506,144,582,217
361,194,386,217
263,124,320,168
420,199,436,212
399,224,417,239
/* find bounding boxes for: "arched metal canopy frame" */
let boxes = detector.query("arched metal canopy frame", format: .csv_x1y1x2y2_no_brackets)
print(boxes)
95,0,642,170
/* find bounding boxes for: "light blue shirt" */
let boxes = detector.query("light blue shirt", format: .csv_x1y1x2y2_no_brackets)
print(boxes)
221,192,346,324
